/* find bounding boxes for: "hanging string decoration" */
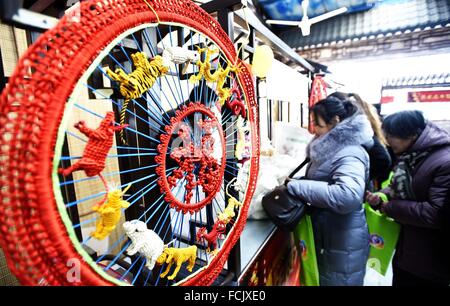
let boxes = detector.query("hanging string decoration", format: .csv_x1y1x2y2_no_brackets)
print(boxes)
155,102,226,214
91,184,132,240
235,116,251,161
251,45,274,79
106,52,169,143
196,220,227,254
58,112,128,207
217,196,242,224
308,76,327,134
156,245,198,280
189,47,240,107
123,220,165,270
224,83,247,118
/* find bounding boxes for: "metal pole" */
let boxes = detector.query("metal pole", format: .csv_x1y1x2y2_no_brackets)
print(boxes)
0,47,6,92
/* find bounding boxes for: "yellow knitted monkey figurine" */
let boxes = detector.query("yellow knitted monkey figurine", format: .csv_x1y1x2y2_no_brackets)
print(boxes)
189,47,239,107
91,184,132,240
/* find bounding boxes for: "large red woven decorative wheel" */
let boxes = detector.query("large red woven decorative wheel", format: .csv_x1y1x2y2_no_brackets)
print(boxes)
0,0,259,286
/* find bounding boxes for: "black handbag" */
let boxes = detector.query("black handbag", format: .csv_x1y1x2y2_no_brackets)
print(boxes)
262,158,310,231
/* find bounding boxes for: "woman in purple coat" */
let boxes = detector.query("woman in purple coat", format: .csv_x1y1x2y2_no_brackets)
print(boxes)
366,110,450,286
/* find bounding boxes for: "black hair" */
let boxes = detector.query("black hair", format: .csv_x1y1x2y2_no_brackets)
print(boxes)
311,95,357,126
382,110,426,139
328,91,350,101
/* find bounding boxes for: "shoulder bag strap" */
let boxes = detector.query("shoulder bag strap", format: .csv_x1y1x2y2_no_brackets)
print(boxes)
288,157,311,179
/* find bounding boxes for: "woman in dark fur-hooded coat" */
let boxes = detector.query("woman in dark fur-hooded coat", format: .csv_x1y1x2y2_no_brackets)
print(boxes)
287,95,373,286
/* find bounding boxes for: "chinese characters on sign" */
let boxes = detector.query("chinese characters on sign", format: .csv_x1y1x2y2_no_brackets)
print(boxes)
408,90,450,103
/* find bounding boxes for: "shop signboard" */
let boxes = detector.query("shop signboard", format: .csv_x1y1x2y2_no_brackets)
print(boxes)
407,90,450,103
380,96,394,104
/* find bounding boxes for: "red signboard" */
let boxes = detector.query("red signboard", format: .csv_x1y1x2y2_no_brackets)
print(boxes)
408,90,450,102
380,96,394,104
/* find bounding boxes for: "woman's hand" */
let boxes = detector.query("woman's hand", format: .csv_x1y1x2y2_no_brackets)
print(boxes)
379,201,389,214
366,191,390,212
365,191,382,206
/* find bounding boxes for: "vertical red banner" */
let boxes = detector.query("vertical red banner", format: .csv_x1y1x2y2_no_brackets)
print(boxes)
308,76,327,134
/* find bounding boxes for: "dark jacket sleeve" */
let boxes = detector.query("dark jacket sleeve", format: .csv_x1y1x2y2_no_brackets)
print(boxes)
444,188,450,235
384,163,450,229
368,137,392,182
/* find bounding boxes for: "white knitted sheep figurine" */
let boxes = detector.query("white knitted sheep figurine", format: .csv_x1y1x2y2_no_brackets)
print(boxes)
123,220,164,270
162,46,199,66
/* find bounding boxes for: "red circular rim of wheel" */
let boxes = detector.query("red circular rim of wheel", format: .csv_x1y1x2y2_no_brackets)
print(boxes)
0,0,260,286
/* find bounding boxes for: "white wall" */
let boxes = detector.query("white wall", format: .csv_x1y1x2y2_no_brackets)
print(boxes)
380,87,450,120
326,53,450,106
266,59,310,103
259,59,311,142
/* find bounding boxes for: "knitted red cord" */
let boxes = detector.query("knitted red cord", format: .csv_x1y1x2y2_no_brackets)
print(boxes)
196,220,227,252
225,84,247,118
155,102,225,214
59,111,128,206
0,0,259,286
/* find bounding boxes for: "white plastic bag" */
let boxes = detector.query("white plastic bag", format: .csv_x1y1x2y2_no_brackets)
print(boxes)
247,154,300,220
247,127,312,220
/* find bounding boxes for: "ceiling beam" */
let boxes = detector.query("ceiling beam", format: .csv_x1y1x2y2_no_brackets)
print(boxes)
234,7,315,72
29,0,56,13
201,0,244,14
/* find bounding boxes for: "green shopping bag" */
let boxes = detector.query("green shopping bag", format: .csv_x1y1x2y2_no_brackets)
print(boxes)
364,203,400,276
293,215,320,286
381,172,394,189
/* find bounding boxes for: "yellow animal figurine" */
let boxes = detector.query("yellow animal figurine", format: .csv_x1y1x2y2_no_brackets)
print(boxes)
218,196,242,224
189,47,240,107
156,245,197,280
91,184,132,240
106,52,168,143
189,47,219,82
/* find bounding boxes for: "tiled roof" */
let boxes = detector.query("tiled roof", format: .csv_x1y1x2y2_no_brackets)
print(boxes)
382,72,450,89
277,0,450,49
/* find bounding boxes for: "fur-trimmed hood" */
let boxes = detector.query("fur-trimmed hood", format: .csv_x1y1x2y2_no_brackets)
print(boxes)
307,113,374,166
